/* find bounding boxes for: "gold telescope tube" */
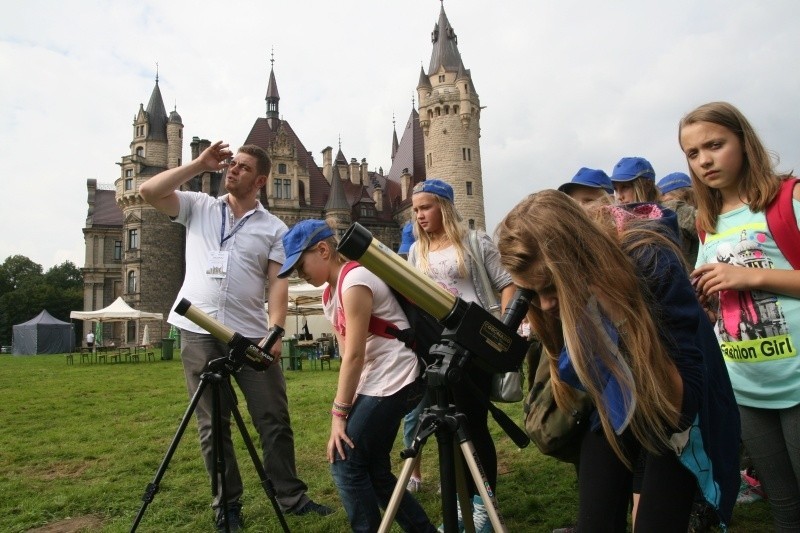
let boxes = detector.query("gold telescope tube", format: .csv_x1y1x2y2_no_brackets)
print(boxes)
338,222,456,321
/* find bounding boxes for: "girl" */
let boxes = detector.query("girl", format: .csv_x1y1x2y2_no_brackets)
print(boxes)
682,101,800,531
278,219,435,533
406,179,515,532
610,156,660,204
496,190,740,531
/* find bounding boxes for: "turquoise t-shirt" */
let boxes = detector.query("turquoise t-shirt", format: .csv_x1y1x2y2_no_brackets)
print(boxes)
696,200,800,408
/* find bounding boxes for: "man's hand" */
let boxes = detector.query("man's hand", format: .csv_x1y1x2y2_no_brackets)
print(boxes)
197,141,234,173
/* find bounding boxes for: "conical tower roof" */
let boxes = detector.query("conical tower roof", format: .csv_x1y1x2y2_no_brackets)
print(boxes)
145,79,168,141
428,3,463,75
325,164,350,211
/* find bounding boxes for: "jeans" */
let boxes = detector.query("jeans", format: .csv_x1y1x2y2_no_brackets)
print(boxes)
403,388,431,449
739,403,800,531
331,379,436,533
181,330,309,512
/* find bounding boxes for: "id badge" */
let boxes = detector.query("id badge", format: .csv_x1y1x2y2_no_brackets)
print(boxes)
207,251,230,279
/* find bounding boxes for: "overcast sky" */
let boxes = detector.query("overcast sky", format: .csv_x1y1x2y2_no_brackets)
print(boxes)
2,0,800,269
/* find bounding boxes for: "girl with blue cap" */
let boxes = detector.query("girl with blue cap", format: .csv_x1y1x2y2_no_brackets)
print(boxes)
278,218,436,533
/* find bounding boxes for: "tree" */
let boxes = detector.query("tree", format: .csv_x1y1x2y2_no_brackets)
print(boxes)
0,256,83,347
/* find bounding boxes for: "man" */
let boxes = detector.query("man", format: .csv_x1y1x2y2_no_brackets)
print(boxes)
140,141,332,532
86,331,95,350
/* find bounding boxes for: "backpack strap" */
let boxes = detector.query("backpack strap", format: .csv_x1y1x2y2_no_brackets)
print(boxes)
766,177,800,270
326,261,401,340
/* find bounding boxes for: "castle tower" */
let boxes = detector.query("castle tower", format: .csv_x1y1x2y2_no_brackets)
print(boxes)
115,75,185,343
265,54,280,131
417,2,485,230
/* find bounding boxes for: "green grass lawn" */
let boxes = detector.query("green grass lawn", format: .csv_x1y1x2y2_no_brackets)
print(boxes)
0,352,773,532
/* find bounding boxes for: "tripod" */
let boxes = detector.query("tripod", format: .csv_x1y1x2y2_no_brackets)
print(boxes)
130,356,290,533
380,342,527,533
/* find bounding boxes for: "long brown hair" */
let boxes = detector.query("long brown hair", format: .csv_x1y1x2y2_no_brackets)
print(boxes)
678,101,787,234
496,190,681,465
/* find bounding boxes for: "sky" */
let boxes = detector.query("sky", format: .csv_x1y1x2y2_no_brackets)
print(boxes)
2,0,800,270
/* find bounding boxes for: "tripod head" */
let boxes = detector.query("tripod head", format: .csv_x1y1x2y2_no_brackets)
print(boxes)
174,298,284,372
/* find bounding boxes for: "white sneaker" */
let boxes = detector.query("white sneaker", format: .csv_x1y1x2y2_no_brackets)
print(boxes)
437,499,465,533
472,495,493,533
406,476,422,493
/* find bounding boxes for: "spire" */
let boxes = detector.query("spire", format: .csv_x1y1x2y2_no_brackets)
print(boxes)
145,73,168,141
266,48,280,129
428,1,463,75
325,164,350,211
391,113,399,161
417,64,432,90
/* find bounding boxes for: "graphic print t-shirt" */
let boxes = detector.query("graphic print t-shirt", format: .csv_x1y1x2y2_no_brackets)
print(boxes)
696,202,800,408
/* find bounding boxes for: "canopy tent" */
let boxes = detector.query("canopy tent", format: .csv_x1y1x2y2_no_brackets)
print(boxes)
70,297,164,347
12,310,75,354
267,280,330,338
70,297,163,322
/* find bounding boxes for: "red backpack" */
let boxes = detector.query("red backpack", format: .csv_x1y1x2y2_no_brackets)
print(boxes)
322,261,443,367
698,177,800,269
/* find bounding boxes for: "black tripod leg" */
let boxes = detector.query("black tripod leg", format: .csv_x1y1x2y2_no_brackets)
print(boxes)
130,377,209,532
211,375,231,533
221,381,291,533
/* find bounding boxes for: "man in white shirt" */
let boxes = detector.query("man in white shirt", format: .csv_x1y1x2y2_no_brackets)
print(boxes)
140,141,332,532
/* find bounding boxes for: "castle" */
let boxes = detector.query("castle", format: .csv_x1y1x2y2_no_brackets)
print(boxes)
80,3,486,344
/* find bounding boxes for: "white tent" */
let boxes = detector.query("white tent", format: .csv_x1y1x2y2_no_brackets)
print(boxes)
70,297,163,322
267,280,331,338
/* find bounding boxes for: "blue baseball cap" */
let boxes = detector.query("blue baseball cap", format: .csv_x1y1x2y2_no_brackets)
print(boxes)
657,172,692,194
397,221,416,254
412,178,454,203
557,167,614,194
277,220,335,278
610,157,656,182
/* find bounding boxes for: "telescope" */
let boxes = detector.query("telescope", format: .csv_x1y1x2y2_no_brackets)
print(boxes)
174,298,284,372
337,222,530,374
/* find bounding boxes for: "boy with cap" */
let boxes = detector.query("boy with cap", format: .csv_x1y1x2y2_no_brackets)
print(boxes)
610,156,660,204
557,167,614,206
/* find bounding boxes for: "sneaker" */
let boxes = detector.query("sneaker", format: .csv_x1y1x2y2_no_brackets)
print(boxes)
288,499,335,516
437,499,465,532
736,470,766,505
471,495,493,533
215,504,243,533
407,476,422,493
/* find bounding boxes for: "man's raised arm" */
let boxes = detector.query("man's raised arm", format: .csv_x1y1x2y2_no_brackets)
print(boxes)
140,140,232,217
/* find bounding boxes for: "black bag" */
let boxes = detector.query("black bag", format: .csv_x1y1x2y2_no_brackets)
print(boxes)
523,344,593,463
387,289,445,370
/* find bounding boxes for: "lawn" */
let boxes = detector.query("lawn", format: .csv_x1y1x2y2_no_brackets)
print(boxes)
0,352,773,532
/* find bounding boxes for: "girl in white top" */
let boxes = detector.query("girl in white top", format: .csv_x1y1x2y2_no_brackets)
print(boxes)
278,218,435,533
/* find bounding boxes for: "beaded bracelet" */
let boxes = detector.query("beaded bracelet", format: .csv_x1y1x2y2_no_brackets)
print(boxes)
331,401,352,419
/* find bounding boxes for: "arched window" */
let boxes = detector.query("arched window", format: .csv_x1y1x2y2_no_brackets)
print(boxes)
127,270,137,294
435,107,441,117
468,219,475,230
136,146,144,158
444,105,450,115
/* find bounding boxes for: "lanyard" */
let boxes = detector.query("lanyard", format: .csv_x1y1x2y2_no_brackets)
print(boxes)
220,203,253,247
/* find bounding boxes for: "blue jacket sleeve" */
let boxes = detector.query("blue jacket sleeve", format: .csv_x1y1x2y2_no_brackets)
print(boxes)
631,244,706,430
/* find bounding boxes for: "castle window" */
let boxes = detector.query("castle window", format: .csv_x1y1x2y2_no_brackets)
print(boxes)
453,105,459,114
128,229,139,250
124,178,133,191
444,105,450,115
127,320,136,343
439,75,445,82
125,169,133,177
462,148,471,161
360,205,375,218
273,178,292,199
428,110,433,120
136,147,144,159
427,153,432,167
468,219,475,230
464,84,469,94
278,163,287,174
466,181,473,195
114,241,122,260
127,270,137,293
435,107,441,117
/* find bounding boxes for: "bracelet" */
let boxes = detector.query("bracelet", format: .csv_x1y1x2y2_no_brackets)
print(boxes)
331,401,352,419
331,408,348,419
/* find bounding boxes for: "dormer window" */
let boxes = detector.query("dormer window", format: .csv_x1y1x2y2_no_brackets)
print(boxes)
278,163,287,174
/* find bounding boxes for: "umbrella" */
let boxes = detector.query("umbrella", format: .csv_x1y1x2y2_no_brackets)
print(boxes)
94,321,103,349
142,324,151,347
